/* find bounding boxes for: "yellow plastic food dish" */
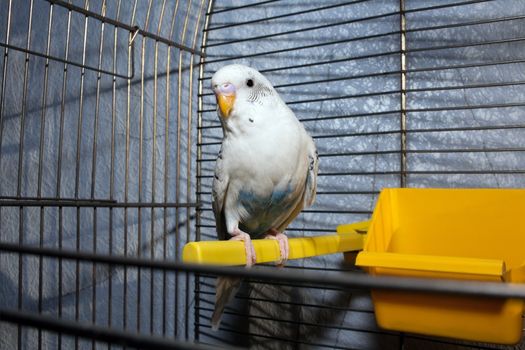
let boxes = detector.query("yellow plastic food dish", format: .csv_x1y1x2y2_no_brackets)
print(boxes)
354,188,525,344
183,220,369,265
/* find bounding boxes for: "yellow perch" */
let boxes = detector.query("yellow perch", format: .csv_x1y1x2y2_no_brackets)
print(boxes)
182,220,369,265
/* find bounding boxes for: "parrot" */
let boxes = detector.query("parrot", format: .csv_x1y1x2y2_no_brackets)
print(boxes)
210,64,318,330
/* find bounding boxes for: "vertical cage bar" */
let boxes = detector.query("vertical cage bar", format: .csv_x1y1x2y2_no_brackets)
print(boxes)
37,3,54,349
91,2,108,349
108,2,122,347
163,0,180,337
124,1,139,335
195,0,214,341
186,0,206,340
399,0,407,188
75,2,90,348
180,0,191,338
137,0,154,334
56,4,72,349
14,0,29,347
0,0,12,182
150,0,167,336
176,0,193,337
174,53,181,336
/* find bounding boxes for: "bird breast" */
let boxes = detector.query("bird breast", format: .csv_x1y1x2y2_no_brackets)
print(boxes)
221,122,308,236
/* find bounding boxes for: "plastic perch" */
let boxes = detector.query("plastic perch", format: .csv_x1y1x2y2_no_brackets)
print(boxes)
182,221,370,265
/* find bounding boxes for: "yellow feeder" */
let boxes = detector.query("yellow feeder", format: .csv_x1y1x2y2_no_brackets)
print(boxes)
355,188,525,345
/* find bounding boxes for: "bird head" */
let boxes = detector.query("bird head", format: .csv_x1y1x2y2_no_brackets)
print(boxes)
211,64,275,119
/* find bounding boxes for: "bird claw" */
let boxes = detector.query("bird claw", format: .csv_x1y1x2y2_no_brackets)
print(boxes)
265,229,289,267
231,229,256,267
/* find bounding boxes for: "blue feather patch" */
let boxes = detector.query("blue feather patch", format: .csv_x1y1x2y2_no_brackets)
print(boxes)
238,185,296,236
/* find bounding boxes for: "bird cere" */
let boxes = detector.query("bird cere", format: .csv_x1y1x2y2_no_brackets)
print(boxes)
210,64,319,329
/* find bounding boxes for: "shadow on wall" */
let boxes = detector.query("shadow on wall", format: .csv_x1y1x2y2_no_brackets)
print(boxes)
201,254,401,349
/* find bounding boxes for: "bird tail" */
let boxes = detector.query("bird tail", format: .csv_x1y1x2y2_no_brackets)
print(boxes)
211,276,242,331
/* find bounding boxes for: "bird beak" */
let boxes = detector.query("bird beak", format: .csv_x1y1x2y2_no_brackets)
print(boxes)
214,83,236,118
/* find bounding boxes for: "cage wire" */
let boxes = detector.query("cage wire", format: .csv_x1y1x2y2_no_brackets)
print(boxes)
0,0,525,349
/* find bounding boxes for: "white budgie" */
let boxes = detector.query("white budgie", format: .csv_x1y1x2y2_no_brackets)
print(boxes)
210,64,318,330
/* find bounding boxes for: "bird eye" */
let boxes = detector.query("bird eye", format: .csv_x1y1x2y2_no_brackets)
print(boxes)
246,79,254,87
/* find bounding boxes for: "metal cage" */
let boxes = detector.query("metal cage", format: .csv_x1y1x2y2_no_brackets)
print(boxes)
1,0,525,349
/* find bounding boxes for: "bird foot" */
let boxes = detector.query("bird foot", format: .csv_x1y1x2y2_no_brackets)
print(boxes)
231,228,257,267
265,229,289,267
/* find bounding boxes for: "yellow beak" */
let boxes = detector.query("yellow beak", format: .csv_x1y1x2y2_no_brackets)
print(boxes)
217,93,235,118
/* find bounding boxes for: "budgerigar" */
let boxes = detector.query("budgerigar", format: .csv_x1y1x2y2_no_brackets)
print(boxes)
210,64,318,330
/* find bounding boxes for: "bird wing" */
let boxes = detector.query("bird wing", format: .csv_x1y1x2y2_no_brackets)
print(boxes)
303,135,319,208
212,147,230,241
275,134,318,232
